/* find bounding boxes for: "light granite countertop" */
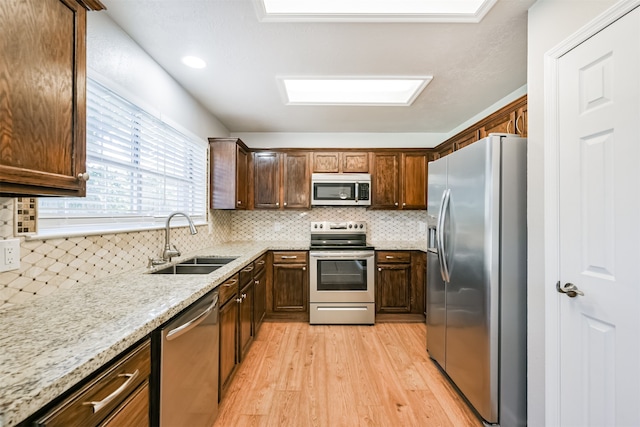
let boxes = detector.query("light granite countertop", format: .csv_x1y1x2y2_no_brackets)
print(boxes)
0,241,308,427
0,239,425,427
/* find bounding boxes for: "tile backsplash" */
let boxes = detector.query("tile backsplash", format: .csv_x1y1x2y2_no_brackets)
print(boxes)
0,198,426,309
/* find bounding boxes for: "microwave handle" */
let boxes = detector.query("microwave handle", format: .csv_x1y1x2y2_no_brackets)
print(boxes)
355,182,359,203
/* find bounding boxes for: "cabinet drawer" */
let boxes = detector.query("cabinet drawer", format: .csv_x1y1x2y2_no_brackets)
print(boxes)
239,263,255,286
376,251,411,264
218,274,239,305
35,340,151,427
253,253,267,275
273,251,307,264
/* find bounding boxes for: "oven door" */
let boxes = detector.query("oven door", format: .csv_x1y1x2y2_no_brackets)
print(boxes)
309,250,375,303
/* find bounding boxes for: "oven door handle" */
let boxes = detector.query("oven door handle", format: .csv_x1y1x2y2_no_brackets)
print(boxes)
309,251,374,259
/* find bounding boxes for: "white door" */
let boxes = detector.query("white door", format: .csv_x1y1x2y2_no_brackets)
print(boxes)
558,6,640,426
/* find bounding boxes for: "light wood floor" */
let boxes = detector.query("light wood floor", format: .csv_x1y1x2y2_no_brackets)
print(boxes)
214,322,482,427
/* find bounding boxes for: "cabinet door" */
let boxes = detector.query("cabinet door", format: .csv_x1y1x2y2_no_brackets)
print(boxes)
253,268,267,336
376,264,411,313
452,130,480,151
312,152,340,173
371,153,399,209
219,299,238,399
401,153,427,209
253,152,280,209
238,281,253,362
283,152,310,209
272,264,308,312
0,0,88,196
236,144,248,209
479,109,516,138
515,104,527,137
434,142,454,159
99,382,149,427
342,152,369,173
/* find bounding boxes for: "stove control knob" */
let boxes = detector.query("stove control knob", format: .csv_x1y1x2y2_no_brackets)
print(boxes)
348,224,353,229
359,224,364,229
320,224,324,229
314,224,317,228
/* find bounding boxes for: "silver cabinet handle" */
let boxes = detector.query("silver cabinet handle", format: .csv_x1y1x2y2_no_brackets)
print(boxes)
394,202,398,206
237,200,242,205
167,295,219,340
385,256,394,259
77,172,90,181
257,260,265,265
255,279,259,284
281,255,297,259
515,114,523,135
402,202,406,206
507,119,513,134
378,267,382,272
83,370,140,413
556,281,584,298
236,297,242,303
276,202,280,207
242,265,254,272
284,202,287,206
302,266,306,271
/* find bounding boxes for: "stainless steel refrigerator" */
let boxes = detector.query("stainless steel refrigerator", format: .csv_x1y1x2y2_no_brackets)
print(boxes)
426,134,527,426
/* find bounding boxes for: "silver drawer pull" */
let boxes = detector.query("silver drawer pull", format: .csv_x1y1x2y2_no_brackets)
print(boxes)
225,279,237,286
83,369,140,413
281,255,298,259
242,266,254,272
257,260,265,265
385,256,394,259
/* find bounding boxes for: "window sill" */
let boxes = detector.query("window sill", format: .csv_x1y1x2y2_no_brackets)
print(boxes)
25,220,207,241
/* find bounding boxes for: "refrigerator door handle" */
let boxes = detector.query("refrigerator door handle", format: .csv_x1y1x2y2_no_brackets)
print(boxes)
437,189,451,283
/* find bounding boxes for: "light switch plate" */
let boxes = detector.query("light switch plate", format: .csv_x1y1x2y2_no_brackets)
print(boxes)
0,239,20,272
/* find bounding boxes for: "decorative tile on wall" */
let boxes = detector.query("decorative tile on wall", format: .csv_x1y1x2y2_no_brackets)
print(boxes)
230,207,429,243
0,201,228,309
15,198,37,235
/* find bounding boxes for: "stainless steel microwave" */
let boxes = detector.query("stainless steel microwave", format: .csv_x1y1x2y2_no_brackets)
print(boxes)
311,173,371,206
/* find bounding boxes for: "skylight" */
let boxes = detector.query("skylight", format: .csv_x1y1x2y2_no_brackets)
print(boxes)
279,77,432,106
258,0,497,23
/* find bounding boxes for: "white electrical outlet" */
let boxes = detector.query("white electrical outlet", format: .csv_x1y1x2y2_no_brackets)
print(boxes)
418,221,426,232
274,222,282,232
0,239,20,272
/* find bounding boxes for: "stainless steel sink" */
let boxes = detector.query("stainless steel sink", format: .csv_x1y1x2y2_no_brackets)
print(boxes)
150,256,238,274
179,257,238,265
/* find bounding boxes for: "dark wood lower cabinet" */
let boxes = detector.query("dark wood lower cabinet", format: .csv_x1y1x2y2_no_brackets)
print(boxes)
238,279,253,362
376,263,412,313
218,296,238,400
253,267,267,335
100,382,149,427
267,251,309,321
375,251,426,320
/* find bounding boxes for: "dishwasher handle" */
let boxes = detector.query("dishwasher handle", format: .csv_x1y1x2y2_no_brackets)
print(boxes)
166,293,219,341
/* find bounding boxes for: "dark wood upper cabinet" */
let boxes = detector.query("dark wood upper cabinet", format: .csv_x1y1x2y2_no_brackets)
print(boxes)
371,153,400,209
371,152,426,210
253,152,280,209
312,151,369,173
0,0,103,197
209,138,250,209
433,95,527,158
282,152,310,209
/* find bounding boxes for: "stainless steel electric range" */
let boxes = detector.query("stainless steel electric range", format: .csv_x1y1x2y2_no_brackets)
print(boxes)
308,221,375,325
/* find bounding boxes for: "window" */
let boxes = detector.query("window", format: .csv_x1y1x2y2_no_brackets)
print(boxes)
38,79,207,236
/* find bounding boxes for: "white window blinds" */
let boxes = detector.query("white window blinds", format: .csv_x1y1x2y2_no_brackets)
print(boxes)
38,79,207,235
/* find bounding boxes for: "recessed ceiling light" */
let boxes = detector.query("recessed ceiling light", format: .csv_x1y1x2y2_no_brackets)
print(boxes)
258,0,496,22
181,56,207,69
279,77,432,106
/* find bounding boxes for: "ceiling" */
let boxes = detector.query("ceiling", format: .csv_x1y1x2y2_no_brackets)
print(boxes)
101,0,534,134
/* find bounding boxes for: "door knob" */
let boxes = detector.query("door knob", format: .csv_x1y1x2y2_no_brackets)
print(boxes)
556,281,584,298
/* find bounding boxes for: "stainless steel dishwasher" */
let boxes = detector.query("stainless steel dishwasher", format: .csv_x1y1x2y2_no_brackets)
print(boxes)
160,289,219,427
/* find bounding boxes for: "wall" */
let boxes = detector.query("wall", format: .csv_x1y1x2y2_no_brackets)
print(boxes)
526,0,616,424
0,12,231,309
230,208,428,244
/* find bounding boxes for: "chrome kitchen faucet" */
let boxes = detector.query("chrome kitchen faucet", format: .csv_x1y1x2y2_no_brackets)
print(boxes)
149,212,198,267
